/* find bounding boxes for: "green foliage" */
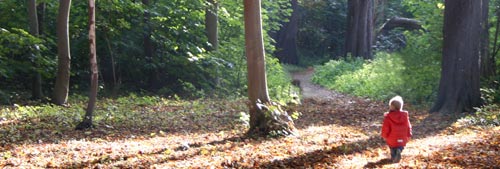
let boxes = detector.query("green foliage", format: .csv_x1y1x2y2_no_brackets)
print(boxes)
0,28,53,78
460,88,500,126
266,57,295,104
312,56,364,88
0,27,55,100
0,0,296,104
297,0,347,66
311,0,443,104
200,0,295,102
314,53,404,101
313,50,440,105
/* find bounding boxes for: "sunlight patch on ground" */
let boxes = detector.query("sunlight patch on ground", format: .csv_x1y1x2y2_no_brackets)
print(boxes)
334,124,494,168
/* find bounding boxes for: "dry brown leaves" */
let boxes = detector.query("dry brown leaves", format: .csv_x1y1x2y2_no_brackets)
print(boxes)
1,95,499,168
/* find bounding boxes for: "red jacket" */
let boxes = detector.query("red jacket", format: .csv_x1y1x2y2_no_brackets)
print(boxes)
381,110,412,148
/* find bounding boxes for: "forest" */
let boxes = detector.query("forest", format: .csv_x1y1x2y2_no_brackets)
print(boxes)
1,0,499,168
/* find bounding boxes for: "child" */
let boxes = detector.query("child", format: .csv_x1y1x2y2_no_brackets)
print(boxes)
381,96,412,163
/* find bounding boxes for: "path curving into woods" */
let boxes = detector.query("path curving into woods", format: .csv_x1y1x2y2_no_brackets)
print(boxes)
291,68,348,102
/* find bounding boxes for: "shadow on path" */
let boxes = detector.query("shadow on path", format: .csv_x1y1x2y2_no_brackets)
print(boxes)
258,135,385,168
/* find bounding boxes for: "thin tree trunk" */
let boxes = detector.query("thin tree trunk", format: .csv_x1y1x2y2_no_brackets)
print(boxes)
28,0,43,100
142,0,159,89
205,0,218,50
53,0,72,105
480,0,495,79
244,0,296,137
37,2,45,36
76,0,97,130
104,34,118,94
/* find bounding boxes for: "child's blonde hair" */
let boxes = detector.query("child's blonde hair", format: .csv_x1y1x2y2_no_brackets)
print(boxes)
389,96,404,111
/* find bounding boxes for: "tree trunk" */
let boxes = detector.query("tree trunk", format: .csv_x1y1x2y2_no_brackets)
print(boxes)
345,0,374,59
373,0,386,27
142,0,159,89
480,0,495,79
28,0,44,100
37,2,45,36
205,0,218,51
53,0,72,105
377,17,424,34
489,7,500,79
244,0,296,137
274,0,299,65
76,0,97,130
430,0,483,114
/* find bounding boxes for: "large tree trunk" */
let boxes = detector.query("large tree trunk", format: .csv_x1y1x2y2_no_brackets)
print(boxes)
76,0,97,130
345,0,374,59
53,0,72,105
28,0,44,100
430,0,483,114
205,0,218,51
244,0,296,137
274,0,299,65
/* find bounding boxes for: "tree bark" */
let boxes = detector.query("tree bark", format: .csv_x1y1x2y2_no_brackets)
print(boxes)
205,0,218,51
480,0,495,79
142,0,159,89
244,0,296,137
76,0,97,130
274,0,299,65
430,0,483,114
345,0,374,59
37,2,45,36
28,0,44,100
489,8,500,79
53,0,72,105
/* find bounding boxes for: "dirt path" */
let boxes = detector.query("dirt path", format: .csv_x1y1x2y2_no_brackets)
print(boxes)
287,69,500,168
291,68,336,100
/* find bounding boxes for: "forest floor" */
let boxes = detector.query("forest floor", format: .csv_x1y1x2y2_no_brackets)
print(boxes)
1,69,500,168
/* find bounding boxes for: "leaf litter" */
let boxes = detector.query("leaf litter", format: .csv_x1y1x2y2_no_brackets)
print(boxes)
0,70,498,168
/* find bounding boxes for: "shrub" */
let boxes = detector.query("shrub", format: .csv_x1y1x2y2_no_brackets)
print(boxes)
313,51,440,105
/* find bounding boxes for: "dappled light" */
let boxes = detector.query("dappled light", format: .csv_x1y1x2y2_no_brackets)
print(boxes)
2,0,500,168
1,85,499,167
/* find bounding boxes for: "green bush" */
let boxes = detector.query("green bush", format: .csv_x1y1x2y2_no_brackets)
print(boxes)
312,56,364,89
460,88,500,126
313,51,440,105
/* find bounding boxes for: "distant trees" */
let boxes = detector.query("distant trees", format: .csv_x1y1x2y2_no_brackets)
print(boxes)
431,0,485,113
345,0,374,59
274,0,299,64
244,0,296,137
53,0,72,105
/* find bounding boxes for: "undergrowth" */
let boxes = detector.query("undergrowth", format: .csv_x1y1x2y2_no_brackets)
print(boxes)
0,94,249,140
313,52,438,105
